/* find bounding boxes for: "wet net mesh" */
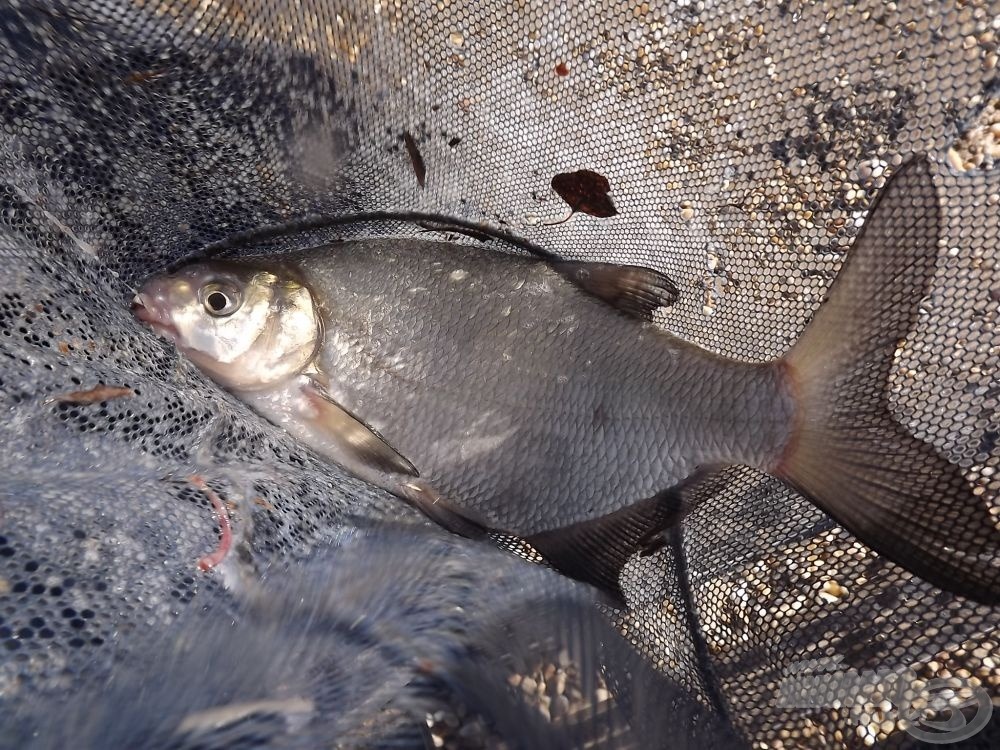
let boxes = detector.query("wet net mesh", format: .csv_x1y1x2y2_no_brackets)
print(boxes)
1,0,999,747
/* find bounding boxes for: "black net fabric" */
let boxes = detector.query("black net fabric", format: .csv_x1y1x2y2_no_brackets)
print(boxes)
1,1,998,748
6,524,733,749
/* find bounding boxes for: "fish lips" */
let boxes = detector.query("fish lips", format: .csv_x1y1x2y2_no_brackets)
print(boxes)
131,291,181,343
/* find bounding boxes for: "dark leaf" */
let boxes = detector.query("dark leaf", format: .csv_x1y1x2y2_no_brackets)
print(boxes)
550,169,617,219
403,131,426,187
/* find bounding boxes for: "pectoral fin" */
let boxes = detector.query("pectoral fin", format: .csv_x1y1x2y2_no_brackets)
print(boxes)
553,261,679,320
300,380,418,477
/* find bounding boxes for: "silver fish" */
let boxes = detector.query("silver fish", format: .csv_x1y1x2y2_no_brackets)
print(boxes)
133,158,1000,604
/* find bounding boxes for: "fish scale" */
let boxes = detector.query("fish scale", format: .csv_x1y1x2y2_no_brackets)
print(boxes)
292,239,794,533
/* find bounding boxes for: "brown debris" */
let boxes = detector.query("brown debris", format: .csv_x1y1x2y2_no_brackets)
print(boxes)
123,68,169,86
46,384,134,405
252,496,275,511
403,131,426,187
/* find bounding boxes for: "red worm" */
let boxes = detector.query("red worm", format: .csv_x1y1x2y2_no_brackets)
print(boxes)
188,475,232,572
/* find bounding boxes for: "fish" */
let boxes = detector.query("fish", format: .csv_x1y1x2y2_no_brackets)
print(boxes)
132,157,1000,605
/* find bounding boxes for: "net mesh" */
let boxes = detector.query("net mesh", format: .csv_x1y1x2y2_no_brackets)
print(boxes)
1,1,998,747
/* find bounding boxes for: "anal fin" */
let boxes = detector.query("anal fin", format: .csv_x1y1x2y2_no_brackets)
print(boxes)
524,472,709,605
553,261,679,321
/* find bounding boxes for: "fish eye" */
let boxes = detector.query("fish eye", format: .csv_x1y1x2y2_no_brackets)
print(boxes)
200,283,242,317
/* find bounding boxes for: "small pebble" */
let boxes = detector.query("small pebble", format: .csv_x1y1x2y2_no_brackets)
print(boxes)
552,694,570,719
819,580,848,603
555,671,567,696
946,147,966,171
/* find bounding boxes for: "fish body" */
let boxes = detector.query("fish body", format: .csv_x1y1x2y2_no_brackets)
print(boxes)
255,240,790,532
133,158,1000,604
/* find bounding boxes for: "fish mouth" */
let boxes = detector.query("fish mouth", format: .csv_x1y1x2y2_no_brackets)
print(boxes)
131,294,180,342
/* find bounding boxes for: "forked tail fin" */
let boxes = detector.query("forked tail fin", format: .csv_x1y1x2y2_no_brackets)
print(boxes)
777,157,1000,604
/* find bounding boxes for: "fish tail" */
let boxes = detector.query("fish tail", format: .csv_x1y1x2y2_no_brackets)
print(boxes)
774,156,1000,604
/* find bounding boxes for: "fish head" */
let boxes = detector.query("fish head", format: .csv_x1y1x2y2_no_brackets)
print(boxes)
132,261,320,390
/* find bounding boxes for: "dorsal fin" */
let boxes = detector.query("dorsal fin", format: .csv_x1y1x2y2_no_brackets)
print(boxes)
553,261,679,321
